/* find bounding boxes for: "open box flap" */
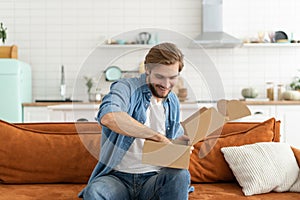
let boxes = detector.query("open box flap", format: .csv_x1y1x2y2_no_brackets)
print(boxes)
181,99,251,145
181,107,226,145
217,99,251,121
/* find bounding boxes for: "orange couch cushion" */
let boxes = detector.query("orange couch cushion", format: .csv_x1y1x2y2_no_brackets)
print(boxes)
189,183,300,200
189,118,279,183
0,120,101,184
292,146,300,167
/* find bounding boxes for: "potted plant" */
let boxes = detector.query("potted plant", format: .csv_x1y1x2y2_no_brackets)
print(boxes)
84,76,102,102
0,22,7,44
84,76,94,94
290,77,300,91
280,76,300,100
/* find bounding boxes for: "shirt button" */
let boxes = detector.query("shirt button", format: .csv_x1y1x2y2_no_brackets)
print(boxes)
167,127,170,130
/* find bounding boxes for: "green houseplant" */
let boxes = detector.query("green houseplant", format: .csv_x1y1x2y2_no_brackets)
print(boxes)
84,76,94,94
290,77,300,91
84,76,102,102
0,22,7,44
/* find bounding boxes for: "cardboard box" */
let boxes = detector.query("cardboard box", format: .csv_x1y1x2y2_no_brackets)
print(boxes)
142,99,251,169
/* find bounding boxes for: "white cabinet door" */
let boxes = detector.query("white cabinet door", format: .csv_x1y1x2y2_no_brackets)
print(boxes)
23,104,99,122
247,105,276,117
47,104,99,122
276,105,300,148
180,103,201,121
23,106,50,122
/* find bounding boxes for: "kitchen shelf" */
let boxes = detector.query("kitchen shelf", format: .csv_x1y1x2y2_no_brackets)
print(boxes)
243,43,300,47
97,44,154,49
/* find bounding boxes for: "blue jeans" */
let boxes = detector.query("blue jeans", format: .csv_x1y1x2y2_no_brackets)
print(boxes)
83,168,190,200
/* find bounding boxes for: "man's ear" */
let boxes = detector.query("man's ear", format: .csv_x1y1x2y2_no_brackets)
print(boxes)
145,66,150,75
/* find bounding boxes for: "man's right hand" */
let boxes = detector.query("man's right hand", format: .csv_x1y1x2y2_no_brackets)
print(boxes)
148,133,172,144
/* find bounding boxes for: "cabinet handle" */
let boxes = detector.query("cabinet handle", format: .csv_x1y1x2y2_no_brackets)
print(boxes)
254,111,263,115
77,118,88,122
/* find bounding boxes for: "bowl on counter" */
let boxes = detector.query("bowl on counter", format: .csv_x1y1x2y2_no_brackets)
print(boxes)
281,90,300,101
241,87,259,98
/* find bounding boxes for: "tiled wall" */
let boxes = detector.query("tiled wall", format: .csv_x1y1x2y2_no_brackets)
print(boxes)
1,0,300,101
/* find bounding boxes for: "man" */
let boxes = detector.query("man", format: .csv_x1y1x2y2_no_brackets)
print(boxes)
80,42,190,200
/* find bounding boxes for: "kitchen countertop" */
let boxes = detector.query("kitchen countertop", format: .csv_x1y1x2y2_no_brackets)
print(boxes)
22,102,101,107
181,100,300,105
22,100,300,107
241,100,300,105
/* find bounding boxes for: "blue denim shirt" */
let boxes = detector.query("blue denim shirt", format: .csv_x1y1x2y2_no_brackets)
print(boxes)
79,73,183,197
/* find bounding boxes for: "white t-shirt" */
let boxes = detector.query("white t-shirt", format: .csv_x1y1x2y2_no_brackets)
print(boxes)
114,97,166,173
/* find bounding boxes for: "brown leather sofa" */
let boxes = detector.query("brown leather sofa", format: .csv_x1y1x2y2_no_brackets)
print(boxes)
0,118,299,200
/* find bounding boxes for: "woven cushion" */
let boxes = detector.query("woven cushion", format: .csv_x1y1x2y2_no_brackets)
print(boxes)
0,120,100,183
221,142,300,196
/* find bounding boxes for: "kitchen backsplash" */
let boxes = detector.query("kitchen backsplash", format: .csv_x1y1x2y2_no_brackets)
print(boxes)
1,0,300,101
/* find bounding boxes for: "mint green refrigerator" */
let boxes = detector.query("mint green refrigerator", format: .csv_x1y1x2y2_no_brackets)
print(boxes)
0,59,32,122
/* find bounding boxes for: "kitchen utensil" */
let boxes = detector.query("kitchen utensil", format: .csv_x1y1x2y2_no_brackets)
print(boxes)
138,32,151,44
105,66,122,81
275,31,288,42
268,31,275,43
116,39,126,45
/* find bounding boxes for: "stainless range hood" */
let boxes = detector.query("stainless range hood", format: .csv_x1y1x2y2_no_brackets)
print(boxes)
194,0,243,48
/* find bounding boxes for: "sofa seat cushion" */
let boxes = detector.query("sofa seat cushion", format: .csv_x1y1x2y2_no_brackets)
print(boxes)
0,182,299,200
189,118,278,183
0,184,85,200
0,120,101,184
188,183,300,200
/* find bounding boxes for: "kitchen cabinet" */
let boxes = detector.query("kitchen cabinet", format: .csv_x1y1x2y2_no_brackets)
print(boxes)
247,105,276,117
23,103,99,122
246,104,300,148
243,43,300,47
47,104,99,122
22,102,300,148
23,102,203,122
23,106,50,122
276,105,300,148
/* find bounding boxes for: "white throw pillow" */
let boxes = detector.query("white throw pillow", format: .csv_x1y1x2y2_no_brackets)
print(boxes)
221,142,300,196
290,172,300,192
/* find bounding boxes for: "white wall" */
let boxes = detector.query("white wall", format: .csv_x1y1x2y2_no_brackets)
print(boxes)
1,0,300,101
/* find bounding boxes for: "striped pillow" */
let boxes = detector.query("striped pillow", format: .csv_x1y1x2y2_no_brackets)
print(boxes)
221,142,300,196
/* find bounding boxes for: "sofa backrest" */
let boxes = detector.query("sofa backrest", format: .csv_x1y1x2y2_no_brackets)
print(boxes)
0,118,281,184
0,120,101,184
217,120,281,142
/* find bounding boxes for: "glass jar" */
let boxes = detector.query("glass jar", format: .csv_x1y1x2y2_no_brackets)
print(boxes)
277,84,285,100
266,82,274,101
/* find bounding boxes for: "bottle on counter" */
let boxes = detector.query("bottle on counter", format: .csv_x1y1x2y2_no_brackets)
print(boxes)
60,65,66,100
266,82,274,101
277,84,285,101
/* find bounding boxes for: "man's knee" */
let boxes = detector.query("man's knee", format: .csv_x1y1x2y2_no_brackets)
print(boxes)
83,182,105,200
160,168,190,185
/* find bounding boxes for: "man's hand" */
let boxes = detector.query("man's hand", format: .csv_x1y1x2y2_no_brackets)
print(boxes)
148,133,172,144
173,135,194,154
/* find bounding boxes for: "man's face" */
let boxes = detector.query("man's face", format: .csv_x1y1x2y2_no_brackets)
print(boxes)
146,62,180,99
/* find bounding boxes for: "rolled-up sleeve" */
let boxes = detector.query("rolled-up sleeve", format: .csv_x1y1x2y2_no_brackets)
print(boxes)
96,80,131,123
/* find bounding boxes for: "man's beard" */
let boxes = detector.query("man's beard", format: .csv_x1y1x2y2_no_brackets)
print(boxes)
148,82,171,98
